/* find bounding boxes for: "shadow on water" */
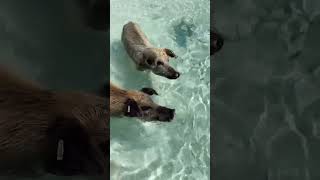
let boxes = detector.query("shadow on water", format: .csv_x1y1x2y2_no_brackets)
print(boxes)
172,18,196,48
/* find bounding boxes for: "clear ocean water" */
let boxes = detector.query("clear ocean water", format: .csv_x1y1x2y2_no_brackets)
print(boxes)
110,0,210,179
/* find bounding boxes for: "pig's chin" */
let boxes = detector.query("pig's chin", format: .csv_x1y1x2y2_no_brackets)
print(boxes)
138,113,158,122
141,115,173,122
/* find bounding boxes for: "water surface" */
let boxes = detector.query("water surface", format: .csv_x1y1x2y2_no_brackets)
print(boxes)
110,0,210,179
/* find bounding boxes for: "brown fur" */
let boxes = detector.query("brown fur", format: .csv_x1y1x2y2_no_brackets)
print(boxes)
122,22,180,79
110,83,128,116
0,67,108,177
110,82,153,116
110,82,175,122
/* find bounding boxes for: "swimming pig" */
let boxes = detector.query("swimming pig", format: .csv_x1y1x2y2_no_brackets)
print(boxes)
105,82,175,122
122,22,180,79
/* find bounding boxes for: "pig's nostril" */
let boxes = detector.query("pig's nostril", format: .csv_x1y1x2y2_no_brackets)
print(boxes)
169,109,175,119
167,72,180,79
175,72,180,78
157,107,175,121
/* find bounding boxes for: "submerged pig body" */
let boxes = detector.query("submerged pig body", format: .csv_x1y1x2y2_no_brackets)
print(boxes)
122,22,180,79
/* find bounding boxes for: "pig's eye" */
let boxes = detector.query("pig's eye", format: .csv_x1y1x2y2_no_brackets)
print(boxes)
157,61,164,66
146,58,153,65
141,106,152,111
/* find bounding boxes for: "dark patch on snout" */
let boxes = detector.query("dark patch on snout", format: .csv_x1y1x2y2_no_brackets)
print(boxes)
45,117,106,176
165,66,180,79
167,71,180,79
156,106,175,122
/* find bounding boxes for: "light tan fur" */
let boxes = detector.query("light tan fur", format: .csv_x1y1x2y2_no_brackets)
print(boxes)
122,22,180,79
121,21,171,66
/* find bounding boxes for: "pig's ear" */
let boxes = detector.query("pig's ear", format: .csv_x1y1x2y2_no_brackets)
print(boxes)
141,87,159,96
164,48,177,58
123,98,141,117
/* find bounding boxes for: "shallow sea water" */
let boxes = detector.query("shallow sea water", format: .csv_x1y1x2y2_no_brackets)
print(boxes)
110,0,210,179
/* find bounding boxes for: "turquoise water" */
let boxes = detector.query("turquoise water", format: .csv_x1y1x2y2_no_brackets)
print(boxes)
110,0,210,179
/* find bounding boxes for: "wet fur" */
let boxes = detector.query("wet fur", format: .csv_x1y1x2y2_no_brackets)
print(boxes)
109,82,175,122
121,22,179,79
110,83,154,117
122,22,154,70
110,83,146,117
0,67,108,178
